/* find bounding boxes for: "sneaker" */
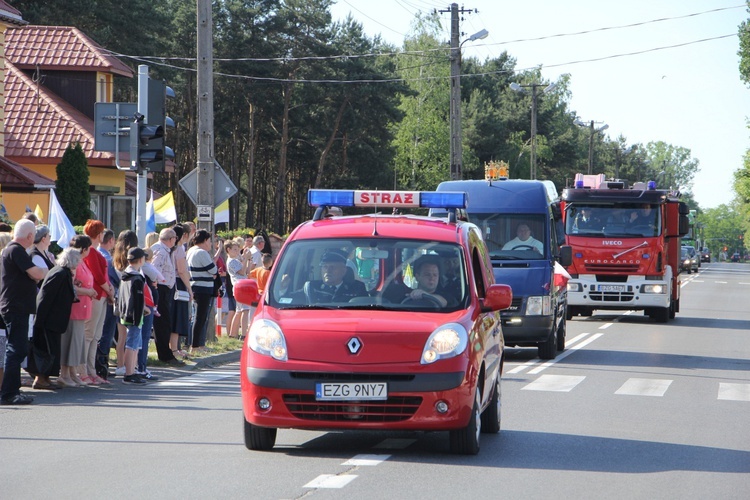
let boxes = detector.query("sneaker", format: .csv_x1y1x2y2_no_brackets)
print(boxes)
141,369,159,381
0,393,34,405
122,374,147,385
115,366,126,377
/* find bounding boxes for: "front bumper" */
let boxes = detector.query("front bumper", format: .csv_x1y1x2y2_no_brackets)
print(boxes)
568,276,670,309
500,315,554,345
241,368,475,431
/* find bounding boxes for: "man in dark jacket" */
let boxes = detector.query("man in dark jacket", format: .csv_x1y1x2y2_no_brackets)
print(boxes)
300,251,367,304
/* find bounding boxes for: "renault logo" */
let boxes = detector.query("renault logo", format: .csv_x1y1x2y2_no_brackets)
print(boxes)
347,337,362,354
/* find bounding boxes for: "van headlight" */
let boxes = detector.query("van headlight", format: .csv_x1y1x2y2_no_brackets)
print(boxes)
421,323,468,364
642,284,666,294
248,319,288,361
526,296,551,316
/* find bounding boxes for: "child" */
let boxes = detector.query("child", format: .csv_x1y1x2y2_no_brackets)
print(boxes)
226,240,251,339
117,247,149,385
136,248,163,381
249,253,273,295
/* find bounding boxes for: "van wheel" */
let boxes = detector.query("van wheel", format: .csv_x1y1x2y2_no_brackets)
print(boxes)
244,418,277,451
556,316,566,351
480,375,501,434
450,388,481,455
538,324,557,360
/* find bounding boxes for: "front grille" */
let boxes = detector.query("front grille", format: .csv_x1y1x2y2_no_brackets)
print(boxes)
585,263,640,273
505,297,523,313
290,372,415,382
589,291,635,302
283,394,422,422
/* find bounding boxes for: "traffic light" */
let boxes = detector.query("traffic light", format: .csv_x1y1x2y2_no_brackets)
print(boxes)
128,114,166,171
144,78,175,172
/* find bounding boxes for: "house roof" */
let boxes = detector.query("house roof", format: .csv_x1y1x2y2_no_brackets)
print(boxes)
6,25,133,77
3,60,123,166
0,155,55,191
0,1,26,26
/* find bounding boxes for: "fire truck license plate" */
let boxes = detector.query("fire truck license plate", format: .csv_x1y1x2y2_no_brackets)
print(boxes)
597,285,626,292
316,382,388,401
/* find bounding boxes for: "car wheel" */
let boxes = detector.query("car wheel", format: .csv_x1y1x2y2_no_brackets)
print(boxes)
450,388,481,455
669,298,677,319
244,417,277,451
556,314,566,351
480,375,501,434
538,324,557,360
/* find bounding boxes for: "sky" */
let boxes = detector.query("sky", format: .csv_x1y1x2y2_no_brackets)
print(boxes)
329,0,750,209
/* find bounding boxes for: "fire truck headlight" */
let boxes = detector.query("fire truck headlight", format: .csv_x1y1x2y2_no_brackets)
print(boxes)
526,296,551,316
642,284,666,294
567,282,583,293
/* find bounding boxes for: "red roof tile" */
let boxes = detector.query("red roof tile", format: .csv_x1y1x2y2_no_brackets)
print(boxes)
4,61,123,166
0,155,55,191
0,1,25,26
6,25,133,77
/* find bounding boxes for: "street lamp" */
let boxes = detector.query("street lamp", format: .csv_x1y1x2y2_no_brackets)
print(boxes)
509,81,557,180
574,119,609,174
449,27,489,180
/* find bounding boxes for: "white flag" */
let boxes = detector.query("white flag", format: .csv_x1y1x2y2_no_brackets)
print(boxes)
47,189,76,248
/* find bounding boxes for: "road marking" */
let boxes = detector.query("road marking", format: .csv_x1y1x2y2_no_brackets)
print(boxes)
304,475,357,489
615,378,672,397
527,333,603,375
718,383,750,401
506,333,594,375
739,282,750,285
599,323,613,330
522,374,585,392
714,281,728,284
373,438,416,449
342,454,391,466
154,370,235,387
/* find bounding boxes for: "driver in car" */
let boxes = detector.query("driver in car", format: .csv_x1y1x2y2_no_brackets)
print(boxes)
502,223,543,253
300,251,367,303
389,255,456,308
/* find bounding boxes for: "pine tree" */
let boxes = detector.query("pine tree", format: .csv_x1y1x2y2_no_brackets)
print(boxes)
56,143,91,225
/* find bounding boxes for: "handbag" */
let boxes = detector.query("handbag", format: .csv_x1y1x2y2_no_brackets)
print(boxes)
174,289,190,302
212,274,224,298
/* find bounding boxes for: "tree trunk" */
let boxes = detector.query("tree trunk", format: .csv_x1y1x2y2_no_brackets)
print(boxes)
314,98,348,189
274,80,293,234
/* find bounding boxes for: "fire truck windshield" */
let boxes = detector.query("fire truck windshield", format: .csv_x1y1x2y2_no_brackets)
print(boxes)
566,204,661,237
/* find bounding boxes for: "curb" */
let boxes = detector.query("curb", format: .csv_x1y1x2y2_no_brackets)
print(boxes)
187,349,242,370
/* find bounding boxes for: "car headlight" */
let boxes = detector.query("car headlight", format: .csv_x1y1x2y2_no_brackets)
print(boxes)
421,323,468,364
526,296,551,316
248,319,288,361
642,284,666,294
567,282,582,293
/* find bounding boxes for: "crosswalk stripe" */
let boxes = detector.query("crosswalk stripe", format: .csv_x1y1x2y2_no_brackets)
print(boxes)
521,374,586,392
528,333,603,375
718,383,750,401
154,370,235,387
304,475,357,488
615,378,672,397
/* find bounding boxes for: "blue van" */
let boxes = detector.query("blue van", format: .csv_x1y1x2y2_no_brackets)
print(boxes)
435,177,572,359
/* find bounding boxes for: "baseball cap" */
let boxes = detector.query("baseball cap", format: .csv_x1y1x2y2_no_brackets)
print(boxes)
127,247,146,261
320,251,346,265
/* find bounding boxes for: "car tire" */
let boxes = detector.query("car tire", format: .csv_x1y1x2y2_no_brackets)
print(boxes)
244,417,277,451
480,375,501,434
450,388,481,455
556,315,566,351
538,324,557,360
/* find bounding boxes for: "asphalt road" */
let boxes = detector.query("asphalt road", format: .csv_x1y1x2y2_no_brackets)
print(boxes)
1,262,749,499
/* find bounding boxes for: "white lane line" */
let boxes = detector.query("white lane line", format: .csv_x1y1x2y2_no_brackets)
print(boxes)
342,454,391,466
506,332,593,375
373,438,416,449
154,371,235,387
739,282,750,285
714,281,728,284
522,374,586,392
528,333,603,375
599,323,613,330
718,383,750,401
615,378,672,397
304,475,357,489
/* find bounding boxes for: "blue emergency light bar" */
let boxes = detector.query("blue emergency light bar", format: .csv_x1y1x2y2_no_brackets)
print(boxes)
308,189,467,209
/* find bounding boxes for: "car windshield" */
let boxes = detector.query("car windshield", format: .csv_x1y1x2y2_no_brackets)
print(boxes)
267,238,468,312
565,203,661,237
468,213,547,260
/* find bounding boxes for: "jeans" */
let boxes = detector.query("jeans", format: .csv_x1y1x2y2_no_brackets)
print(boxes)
154,285,175,361
138,306,155,373
124,324,142,351
96,303,117,378
0,312,30,400
191,293,214,348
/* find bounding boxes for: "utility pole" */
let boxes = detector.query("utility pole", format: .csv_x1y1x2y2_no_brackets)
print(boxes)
510,82,556,180
441,3,477,181
136,65,149,245
197,0,214,232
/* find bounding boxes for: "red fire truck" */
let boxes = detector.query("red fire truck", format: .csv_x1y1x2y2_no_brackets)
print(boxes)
561,173,690,322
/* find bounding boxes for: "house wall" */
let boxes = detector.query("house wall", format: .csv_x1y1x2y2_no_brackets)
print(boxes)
4,191,49,222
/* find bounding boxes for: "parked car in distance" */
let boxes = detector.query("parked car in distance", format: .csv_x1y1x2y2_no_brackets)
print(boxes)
700,247,710,262
731,252,741,262
681,245,699,273
680,247,692,274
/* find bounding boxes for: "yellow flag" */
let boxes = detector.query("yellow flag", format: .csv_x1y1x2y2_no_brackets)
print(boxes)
34,204,44,222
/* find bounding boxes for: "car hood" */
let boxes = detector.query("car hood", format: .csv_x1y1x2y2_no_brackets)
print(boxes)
261,309,468,365
492,264,550,296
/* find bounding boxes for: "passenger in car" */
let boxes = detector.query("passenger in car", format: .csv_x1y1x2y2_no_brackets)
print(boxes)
298,251,367,303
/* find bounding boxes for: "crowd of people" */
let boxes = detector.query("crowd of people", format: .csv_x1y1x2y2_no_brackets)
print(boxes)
0,214,271,405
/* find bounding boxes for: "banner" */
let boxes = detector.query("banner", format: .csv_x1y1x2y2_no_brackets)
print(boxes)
153,191,177,224
47,189,76,248
214,198,229,225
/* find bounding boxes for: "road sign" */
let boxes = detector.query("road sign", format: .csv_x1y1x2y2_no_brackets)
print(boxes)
197,205,213,221
94,102,137,153
178,160,238,207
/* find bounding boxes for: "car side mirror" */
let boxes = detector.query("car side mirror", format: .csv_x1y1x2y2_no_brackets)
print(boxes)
234,278,260,307
558,245,573,267
481,284,513,312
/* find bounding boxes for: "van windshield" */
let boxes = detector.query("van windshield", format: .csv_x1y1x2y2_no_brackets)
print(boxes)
565,203,661,237
267,238,468,312
469,213,547,260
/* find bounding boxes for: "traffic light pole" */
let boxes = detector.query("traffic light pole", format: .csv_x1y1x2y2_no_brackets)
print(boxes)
136,64,149,245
